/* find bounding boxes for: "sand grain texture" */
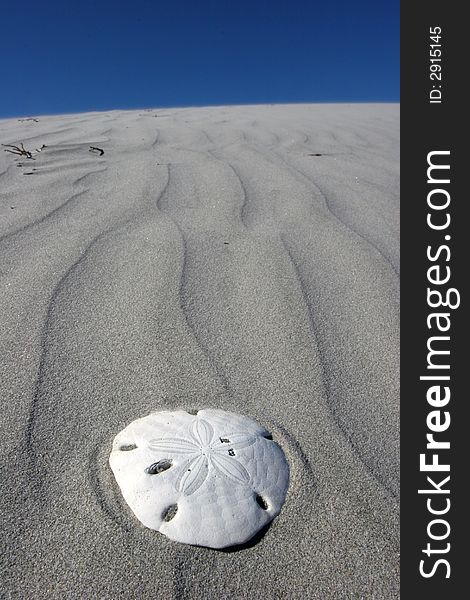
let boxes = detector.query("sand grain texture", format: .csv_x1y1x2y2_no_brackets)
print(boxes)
0,104,399,599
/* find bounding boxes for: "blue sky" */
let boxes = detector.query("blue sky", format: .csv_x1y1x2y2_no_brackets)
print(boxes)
1,0,399,118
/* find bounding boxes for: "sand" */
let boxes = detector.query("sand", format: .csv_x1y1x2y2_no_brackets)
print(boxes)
0,104,399,599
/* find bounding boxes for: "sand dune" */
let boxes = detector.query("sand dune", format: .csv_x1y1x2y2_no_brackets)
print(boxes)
0,104,399,599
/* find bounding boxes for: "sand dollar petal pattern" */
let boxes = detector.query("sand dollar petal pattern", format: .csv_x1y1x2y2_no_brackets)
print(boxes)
191,418,214,447
176,454,210,496
148,437,199,455
210,452,250,484
212,432,256,451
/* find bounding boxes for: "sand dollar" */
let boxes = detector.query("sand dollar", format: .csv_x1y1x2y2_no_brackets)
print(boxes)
109,409,289,548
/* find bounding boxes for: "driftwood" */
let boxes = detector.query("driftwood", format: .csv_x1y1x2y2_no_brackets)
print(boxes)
2,143,34,159
89,146,104,156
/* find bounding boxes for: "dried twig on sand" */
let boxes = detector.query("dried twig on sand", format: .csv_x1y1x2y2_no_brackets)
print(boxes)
18,118,39,123
89,146,104,156
2,143,35,159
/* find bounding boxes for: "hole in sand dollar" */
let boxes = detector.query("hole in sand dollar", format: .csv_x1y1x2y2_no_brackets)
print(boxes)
162,504,178,522
146,459,172,475
255,495,268,510
263,434,273,441
120,443,137,451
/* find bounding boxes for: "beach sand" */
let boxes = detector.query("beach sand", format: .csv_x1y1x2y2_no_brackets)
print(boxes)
0,104,399,599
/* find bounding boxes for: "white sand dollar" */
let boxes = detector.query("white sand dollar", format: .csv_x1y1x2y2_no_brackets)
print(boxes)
109,409,289,548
